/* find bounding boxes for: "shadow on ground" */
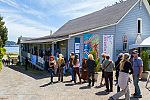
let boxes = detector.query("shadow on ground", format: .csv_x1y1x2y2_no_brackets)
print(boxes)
40,82,51,87
40,81,59,87
95,90,109,96
130,97,139,100
79,86,91,89
116,98,139,100
63,80,72,83
65,83,75,86
94,84,105,89
6,65,50,79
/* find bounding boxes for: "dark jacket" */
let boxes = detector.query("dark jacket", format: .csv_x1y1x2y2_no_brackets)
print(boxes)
69,58,73,67
115,59,122,78
87,59,96,73
120,61,133,74
115,59,122,72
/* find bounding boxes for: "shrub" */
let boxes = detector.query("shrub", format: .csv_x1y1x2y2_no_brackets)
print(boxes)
140,50,149,71
0,48,6,71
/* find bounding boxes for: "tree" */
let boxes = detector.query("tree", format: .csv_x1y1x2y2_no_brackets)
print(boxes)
0,16,8,47
148,0,150,5
140,50,149,71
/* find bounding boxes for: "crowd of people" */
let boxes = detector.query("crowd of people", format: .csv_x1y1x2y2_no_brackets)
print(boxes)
46,49,143,100
2,58,14,65
1,47,144,100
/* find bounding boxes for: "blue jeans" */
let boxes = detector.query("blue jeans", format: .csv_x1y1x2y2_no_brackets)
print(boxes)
133,75,141,96
49,68,54,83
69,67,74,81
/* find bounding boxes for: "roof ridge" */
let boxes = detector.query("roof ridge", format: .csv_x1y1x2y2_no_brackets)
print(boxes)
69,0,130,22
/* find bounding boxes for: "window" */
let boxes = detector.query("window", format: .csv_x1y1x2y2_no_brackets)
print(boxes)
137,18,142,33
122,35,128,51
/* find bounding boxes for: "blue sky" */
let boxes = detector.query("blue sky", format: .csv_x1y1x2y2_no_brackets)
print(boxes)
0,0,120,42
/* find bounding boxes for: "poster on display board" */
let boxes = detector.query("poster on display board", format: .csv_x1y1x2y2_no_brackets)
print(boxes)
75,43,80,53
31,55,36,65
83,33,99,59
103,35,114,59
74,38,80,60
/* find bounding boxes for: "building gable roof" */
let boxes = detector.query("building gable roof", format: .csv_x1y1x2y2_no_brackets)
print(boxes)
21,0,150,43
54,0,139,37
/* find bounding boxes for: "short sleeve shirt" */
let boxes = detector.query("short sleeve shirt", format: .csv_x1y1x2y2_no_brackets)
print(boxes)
133,57,143,75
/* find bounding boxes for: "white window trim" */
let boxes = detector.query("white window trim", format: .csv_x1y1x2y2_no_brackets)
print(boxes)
137,18,142,34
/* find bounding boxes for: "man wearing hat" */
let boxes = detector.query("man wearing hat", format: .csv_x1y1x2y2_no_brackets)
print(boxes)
132,50,143,98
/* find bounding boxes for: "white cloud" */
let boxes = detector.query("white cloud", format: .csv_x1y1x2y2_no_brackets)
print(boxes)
2,13,57,42
5,21,53,42
0,0,20,9
60,0,120,18
0,0,121,42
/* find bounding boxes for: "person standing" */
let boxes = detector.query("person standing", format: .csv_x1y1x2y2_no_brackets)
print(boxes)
49,56,56,84
132,50,143,98
109,53,133,100
54,52,59,75
115,53,123,92
87,54,96,87
57,54,65,82
69,52,75,81
73,54,82,84
81,58,88,82
102,54,115,92
100,53,106,86
25,57,28,70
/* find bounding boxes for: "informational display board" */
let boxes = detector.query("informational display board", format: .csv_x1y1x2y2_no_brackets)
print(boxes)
75,43,80,53
103,35,114,59
74,38,80,60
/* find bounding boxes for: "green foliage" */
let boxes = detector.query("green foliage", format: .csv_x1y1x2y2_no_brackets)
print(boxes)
0,48,6,71
90,50,100,73
140,50,149,71
148,0,150,5
0,59,2,71
0,16,8,47
0,48,6,59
